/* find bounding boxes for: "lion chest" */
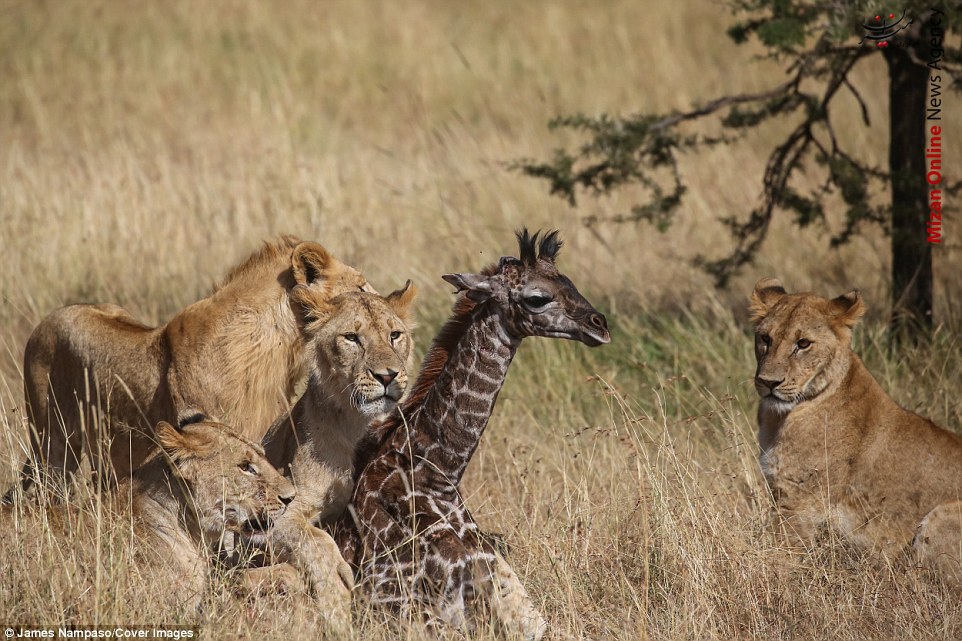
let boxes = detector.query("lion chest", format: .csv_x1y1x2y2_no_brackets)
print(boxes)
288,453,353,525
761,406,858,511
321,474,354,524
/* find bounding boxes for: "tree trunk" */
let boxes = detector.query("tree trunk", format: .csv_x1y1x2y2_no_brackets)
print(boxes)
885,42,932,339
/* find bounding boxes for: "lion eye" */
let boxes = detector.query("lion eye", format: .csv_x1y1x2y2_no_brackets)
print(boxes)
796,338,812,350
756,334,771,351
390,330,402,341
240,462,258,475
344,333,361,344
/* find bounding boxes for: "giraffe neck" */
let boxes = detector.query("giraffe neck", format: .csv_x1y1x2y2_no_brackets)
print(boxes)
407,303,520,485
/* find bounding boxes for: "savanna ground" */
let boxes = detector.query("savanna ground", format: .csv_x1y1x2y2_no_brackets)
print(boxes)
1,1,961,639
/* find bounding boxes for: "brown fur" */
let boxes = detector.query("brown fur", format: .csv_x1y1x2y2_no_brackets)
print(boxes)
355,290,472,470
129,414,296,610
336,229,609,639
11,236,370,499
3,413,296,614
256,284,417,614
751,278,962,581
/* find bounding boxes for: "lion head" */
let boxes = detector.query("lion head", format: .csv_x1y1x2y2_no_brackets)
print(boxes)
292,282,417,419
749,278,865,414
155,412,296,544
288,240,376,298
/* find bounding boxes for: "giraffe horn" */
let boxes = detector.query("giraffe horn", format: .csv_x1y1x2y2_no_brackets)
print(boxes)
537,229,563,263
516,228,539,265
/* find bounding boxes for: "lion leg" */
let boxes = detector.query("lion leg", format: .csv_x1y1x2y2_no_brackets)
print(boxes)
26,334,83,486
98,425,154,489
267,513,353,626
238,563,308,597
482,553,547,641
431,586,469,633
373,592,465,641
913,500,962,584
22,376,85,501
765,483,828,550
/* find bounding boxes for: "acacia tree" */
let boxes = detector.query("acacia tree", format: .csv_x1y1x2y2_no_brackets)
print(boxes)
517,1,960,338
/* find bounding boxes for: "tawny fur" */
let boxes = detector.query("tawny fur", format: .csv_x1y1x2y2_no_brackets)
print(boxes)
258,284,417,608
2,414,298,615
127,415,298,610
751,278,962,581
11,236,371,499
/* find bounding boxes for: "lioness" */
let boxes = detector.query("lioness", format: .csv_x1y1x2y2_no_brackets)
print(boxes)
127,411,298,610
2,411,299,615
751,278,962,579
258,282,416,603
11,236,371,500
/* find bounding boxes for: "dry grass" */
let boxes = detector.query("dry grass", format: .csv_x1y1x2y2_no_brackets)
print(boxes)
1,1,961,638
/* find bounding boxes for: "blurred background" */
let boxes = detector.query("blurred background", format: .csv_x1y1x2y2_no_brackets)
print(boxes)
3,1,958,345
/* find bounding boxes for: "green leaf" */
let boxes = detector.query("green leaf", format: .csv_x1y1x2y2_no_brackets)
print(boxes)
757,18,806,49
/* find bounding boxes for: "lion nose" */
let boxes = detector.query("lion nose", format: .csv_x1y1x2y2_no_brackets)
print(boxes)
756,377,783,391
279,492,294,506
371,369,398,388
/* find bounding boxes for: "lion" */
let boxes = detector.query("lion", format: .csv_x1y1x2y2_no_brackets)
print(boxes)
125,411,303,611
751,278,962,580
1,411,317,617
257,282,417,604
9,235,371,501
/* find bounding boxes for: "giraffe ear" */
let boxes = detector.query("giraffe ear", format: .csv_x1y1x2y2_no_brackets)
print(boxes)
442,273,494,303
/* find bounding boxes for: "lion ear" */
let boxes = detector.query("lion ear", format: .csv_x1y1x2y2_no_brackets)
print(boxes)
385,280,417,324
830,289,865,328
157,420,218,462
749,277,787,323
291,242,334,286
157,421,190,462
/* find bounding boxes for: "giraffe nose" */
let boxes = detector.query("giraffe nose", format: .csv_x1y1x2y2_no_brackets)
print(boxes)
371,369,398,388
589,313,608,333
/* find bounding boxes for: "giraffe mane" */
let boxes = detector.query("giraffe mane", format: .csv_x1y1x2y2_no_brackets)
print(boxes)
352,262,499,477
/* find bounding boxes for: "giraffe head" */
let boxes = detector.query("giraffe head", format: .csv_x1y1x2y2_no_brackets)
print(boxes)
442,228,610,347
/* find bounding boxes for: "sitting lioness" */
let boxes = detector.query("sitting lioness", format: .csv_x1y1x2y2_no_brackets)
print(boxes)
751,278,962,580
258,282,416,605
127,411,298,610
1,411,300,615
10,236,371,501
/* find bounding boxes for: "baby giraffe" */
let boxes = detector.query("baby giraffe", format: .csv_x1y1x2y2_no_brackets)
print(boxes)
334,229,610,639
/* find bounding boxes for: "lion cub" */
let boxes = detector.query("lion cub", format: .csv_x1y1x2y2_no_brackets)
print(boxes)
128,412,297,606
751,278,962,580
2,411,297,615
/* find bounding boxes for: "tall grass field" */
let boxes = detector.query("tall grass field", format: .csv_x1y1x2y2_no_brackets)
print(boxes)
1,2,961,639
